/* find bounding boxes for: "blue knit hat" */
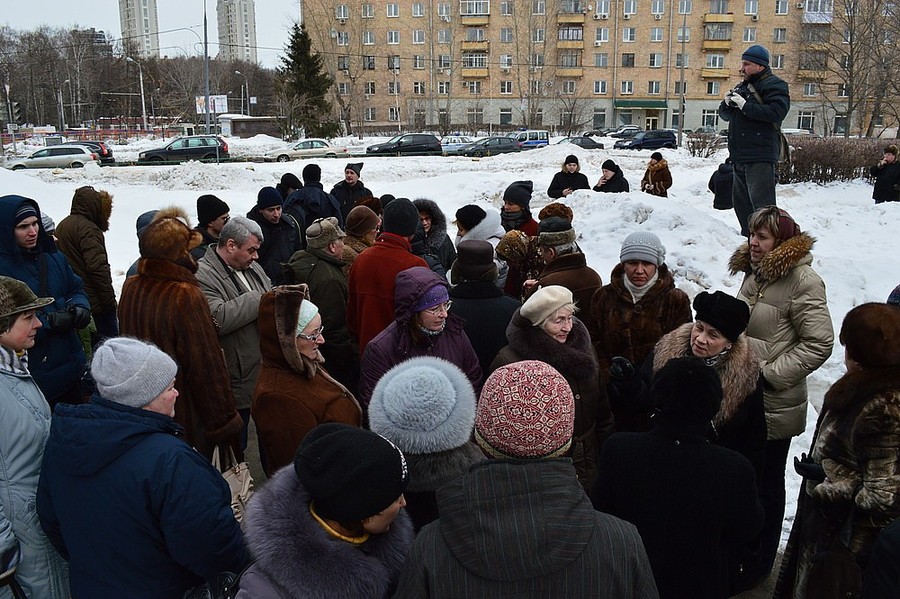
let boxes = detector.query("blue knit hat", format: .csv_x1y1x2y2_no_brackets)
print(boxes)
256,186,283,210
742,45,769,67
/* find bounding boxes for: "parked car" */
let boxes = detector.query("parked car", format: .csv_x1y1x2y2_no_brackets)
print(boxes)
609,126,642,139
459,136,522,157
264,139,350,162
7,145,100,170
506,129,550,149
613,129,678,150
366,133,442,156
137,135,229,163
440,135,474,155
60,140,114,164
558,136,605,150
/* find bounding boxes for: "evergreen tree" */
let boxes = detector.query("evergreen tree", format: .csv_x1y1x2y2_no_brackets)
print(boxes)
276,23,338,137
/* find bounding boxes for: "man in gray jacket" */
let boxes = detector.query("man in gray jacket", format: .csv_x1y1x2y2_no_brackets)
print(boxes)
196,216,271,450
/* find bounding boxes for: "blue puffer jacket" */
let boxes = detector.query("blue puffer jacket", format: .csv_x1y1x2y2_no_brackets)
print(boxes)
37,397,249,599
0,195,88,404
718,68,790,163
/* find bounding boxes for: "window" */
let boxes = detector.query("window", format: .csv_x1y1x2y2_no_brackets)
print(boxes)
802,82,817,96
336,31,349,45
806,0,832,11
363,56,376,70
800,50,826,70
623,27,636,42
679,0,692,12
412,2,425,15
438,2,451,16
594,80,608,94
651,0,665,13
500,108,513,125
705,23,732,40
337,82,349,94
677,27,690,41
531,53,545,67
533,28,545,43
672,110,681,127
388,81,400,95
439,54,452,69
649,52,663,67
593,108,607,128
798,110,815,131
467,108,484,125
840,53,850,68
596,27,609,42
706,53,725,68
648,81,661,94
560,51,581,67
623,0,637,14
533,0,546,13
562,80,577,94
743,27,756,42
363,31,375,45
388,55,401,70
461,0,490,15
619,110,633,125
438,29,451,43
709,0,728,13
466,28,486,41
438,108,449,126
622,53,635,67
413,81,426,94
675,53,689,67
842,28,851,43
501,0,514,14
337,55,350,70
594,52,609,67
335,5,349,19
389,107,399,121
365,81,376,95
707,80,721,94
559,26,584,41
560,0,585,13
409,30,423,44
500,80,513,94
438,81,451,94
361,4,374,17
775,0,788,13
531,80,544,94
500,54,513,67
745,0,758,13
388,30,400,44
501,27,513,42
701,109,719,127
387,3,399,16
463,53,488,68
772,54,784,68
413,55,426,69
596,0,611,12
534,110,543,127
837,84,848,97
621,80,634,94
364,107,376,121
675,80,688,94
773,28,787,42
468,80,482,94
650,27,664,41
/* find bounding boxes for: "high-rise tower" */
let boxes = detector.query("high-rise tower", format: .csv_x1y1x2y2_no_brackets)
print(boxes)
217,0,258,62
118,0,160,58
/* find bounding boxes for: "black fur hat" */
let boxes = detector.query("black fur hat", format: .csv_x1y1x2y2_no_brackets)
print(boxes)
651,356,722,423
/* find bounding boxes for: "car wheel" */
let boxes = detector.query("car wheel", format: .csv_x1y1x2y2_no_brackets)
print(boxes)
70,162,85,168
474,151,484,157
150,156,163,162
11,164,25,170
633,145,642,150
325,153,336,158
276,155,291,162
203,154,216,160
665,143,675,149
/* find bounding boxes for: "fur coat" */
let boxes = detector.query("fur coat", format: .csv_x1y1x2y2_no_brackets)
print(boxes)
413,199,457,272
490,310,615,491
640,159,673,197
237,466,413,599
341,234,373,278
403,444,485,532
729,233,834,440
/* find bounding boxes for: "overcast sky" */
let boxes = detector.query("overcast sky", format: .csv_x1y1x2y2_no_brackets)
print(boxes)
3,0,300,68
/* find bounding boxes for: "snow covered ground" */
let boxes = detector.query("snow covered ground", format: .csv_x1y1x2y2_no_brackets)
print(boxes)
3,134,898,550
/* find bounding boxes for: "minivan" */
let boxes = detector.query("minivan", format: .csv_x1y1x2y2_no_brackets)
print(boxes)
366,133,442,156
506,130,549,149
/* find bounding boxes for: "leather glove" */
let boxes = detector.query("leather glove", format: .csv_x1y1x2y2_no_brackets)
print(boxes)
70,305,92,330
609,356,636,380
47,310,75,333
794,453,826,483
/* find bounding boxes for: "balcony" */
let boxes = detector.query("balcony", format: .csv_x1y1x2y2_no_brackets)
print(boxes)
558,12,586,23
461,15,490,26
461,67,489,77
461,40,490,51
797,69,827,80
557,39,584,48
700,68,730,78
557,67,584,77
703,12,734,22
703,39,732,50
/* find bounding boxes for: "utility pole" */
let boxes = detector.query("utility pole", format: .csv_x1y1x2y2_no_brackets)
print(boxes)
204,0,212,134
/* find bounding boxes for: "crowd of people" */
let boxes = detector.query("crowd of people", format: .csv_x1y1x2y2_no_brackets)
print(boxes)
1,46,899,596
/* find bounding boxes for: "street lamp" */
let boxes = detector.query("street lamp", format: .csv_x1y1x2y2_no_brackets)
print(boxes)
126,57,149,134
235,70,249,115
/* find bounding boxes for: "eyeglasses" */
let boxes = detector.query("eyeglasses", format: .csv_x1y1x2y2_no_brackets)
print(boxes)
297,325,325,341
423,301,452,315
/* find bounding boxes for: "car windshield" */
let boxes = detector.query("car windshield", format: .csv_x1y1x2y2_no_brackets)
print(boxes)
386,135,404,143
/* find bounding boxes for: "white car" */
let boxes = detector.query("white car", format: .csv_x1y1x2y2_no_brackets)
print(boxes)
7,145,100,170
264,139,350,162
440,135,474,155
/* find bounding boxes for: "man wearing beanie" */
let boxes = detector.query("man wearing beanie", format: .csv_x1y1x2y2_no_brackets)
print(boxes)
394,361,658,598
454,204,509,289
347,197,427,353
870,144,900,203
196,215,272,450
548,155,591,199
191,194,230,260
283,163,343,246
276,172,302,201
246,186,302,285
597,356,763,599
341,205,379,276
0,195,90,408
719,43,790,236
284,217,360,395
593,158,630,193
37,337,249,599
331,162,373,222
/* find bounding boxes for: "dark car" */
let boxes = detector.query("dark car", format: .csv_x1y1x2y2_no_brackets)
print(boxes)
609,125,642,139
559,136,605,150
366,133,442,156
614,129,678,150
61,140,115,165
137,135,229,163
459,136,522,157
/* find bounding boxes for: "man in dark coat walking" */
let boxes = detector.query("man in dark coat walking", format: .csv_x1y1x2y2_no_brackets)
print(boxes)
331,162,373,222
718,44,790,235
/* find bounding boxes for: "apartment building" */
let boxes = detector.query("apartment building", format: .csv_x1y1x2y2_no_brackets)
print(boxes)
302,0,894,135
118,0,160,58
218,0,259,63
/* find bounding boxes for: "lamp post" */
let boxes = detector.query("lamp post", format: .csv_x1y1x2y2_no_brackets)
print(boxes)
235,70,249,115
203,0,211,134
126,57,149,134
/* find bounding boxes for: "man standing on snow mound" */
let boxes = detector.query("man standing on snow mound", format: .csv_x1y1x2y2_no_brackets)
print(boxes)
719,44,790,236
331,162,373,223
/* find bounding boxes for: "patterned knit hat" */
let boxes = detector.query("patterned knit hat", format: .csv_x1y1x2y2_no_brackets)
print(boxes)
538,202,574,223
475,360,574,459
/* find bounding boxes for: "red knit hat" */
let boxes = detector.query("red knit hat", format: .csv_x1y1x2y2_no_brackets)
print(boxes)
775,208,801,241
475,361,574,459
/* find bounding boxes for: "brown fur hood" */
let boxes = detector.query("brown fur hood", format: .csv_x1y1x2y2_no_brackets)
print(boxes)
258,284,319,377
728,232,815,283
654,322,759,427
139,205,203,271
70,185,113,231
647,159,669,172
823,366,900,413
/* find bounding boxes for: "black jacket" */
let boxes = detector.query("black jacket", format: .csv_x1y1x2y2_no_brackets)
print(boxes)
547,171,591,198
449,280,520,375
870,161,900,203
247,209,302,285
593,165,630,193
330,180,374,222
283,182,343,245
718,68,790,163
708,162,734,210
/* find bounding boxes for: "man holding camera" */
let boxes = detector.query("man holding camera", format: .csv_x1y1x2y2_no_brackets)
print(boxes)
719,45,790,236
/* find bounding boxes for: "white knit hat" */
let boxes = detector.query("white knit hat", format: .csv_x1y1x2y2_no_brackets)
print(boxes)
91,337,178,408
520,286,575,326
620,232,666,266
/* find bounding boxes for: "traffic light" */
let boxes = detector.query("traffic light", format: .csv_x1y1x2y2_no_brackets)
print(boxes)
11,101,21,124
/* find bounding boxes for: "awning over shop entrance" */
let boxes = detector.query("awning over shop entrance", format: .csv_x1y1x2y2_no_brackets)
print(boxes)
613,100,670,109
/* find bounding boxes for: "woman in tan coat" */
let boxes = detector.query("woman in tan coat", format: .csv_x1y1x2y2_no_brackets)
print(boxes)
252,285,362,476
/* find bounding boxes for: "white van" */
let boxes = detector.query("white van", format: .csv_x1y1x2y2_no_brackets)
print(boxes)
507,129,550,149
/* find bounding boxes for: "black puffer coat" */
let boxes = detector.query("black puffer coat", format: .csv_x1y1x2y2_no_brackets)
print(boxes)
547,170,590,198
413,199,457,272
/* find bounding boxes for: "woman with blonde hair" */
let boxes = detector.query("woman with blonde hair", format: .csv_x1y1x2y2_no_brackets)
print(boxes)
547,155,591,199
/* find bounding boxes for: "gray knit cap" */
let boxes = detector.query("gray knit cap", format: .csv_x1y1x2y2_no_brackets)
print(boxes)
620,231,666,266
92,337,178,408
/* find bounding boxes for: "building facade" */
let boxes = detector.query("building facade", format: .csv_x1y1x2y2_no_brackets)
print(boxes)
302,0,897,136
118,0,161,58
218,0,259,63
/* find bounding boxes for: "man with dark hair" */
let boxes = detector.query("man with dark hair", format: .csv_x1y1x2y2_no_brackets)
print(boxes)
331,162,373,222
247,187,302,285
284,163,343,246
191,194,230,259
719,44,790,236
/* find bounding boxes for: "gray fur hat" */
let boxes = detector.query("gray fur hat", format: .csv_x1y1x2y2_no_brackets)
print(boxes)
369,356,477,454
92,337,178,408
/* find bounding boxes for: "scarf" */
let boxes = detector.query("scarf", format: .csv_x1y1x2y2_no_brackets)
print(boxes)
623,271,660,303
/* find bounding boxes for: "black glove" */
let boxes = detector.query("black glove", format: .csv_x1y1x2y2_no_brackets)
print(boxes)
609,356,635,380
70,305,92,330
794,453,826,483
47,310,76,333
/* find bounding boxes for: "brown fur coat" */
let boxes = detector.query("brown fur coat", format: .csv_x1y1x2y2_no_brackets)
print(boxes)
640,159,673,197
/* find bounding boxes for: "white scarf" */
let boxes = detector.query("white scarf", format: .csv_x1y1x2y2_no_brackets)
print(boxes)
623,271,660,303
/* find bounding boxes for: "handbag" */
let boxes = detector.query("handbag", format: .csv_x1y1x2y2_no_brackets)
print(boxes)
211,445,254,526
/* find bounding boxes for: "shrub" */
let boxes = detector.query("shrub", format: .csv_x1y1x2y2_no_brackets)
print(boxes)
685,133,725,158
778,137,890,184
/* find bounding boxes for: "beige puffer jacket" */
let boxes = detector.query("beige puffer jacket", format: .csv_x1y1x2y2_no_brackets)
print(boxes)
729,233,834,440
